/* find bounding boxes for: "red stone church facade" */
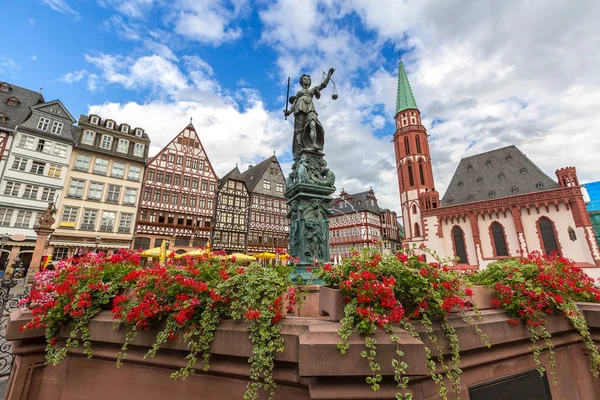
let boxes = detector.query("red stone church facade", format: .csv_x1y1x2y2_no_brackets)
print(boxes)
393,59,600,276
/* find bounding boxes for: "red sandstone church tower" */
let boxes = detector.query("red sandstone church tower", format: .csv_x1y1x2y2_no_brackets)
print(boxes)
392,58,439,242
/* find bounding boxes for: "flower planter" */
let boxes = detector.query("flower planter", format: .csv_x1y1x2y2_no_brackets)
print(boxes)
466,285,496,310
319,286,346,321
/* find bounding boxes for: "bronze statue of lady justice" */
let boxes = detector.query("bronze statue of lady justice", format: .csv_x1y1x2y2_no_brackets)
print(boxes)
283,68,336,157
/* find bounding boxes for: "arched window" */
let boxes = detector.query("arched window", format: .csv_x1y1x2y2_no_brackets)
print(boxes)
404,137,410,155
416,135,421,153
418,163,425,185
412,205,417,214
414,222,421,237
407,164,415,186
538,217,560,255
568,227,577,241
490,222,508,257
452,226,468,264
399,166,405,189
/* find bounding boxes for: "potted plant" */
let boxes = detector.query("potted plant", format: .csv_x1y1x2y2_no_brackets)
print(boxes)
468,252,600,384
316,243,489,400
20,249,298,400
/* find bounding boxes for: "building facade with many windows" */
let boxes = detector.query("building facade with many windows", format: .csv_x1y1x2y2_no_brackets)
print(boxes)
380,208,402,255
49,114,150,259
133,122,218,253
0,98,75,271
241,155,289,253
329,189,384,259
211,166,250,253
0,82,45,270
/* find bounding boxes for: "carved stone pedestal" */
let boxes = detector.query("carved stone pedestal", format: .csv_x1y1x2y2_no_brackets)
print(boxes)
285,150,336,283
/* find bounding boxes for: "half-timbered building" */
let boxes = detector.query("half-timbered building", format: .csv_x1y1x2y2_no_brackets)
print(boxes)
133,122,218,253
49,114,150,259
211,166,249,253
329,189,383,259
380,208,402,255
393,57,600,277
241,155,289,253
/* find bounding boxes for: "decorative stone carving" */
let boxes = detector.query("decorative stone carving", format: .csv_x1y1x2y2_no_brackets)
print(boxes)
38,202,57,229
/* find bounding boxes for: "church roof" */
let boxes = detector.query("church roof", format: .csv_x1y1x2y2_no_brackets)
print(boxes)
396,58,418,113
441,145,559,206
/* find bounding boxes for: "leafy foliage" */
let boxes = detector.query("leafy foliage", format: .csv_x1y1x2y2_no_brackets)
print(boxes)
20,249,297,400
317,242,487,399
469,252,600,383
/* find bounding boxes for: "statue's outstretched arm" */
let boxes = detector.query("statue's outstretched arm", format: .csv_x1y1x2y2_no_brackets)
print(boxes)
318,68,336,90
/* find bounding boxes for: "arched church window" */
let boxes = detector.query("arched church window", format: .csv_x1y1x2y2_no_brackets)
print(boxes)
452,226,468,264
568,227,577,241
408,164,415,186
404,137,410,155
416,135,421,153
491,222,508,257
414,222,421,237
399,166,405,189
412,205,417,214
538,217,560,255
419,163,425,185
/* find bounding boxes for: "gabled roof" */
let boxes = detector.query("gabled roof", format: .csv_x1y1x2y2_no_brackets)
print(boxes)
396,57,418,113
32,99,76,122
331,189,380,214
240,155,280,192
0,82,44,131
218,166,245,190
441,145,559,206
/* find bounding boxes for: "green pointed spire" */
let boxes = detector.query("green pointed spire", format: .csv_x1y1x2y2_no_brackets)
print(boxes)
396,57,418,113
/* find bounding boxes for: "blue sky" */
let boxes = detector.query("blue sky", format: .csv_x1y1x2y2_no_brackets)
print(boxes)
2,1,600,214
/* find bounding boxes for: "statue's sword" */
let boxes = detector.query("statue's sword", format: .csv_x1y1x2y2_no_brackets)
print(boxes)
284,76,290,121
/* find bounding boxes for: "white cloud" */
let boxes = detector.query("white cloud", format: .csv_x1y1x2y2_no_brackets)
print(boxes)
41,0,79,16
84,53,189,95
31,55,37,61
0,57,20,77
98,0,156,18
59,69,88,83
171,0,247,44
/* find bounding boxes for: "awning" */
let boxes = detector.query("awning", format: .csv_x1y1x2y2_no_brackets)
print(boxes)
49,241,130,249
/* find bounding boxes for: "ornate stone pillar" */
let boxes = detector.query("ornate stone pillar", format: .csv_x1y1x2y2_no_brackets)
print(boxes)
27,203,56,281
285,149,335,282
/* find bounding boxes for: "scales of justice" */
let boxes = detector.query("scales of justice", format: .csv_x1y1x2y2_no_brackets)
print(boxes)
282,68,338,281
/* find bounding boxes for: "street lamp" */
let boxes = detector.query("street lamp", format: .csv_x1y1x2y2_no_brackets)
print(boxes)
95,236,101,253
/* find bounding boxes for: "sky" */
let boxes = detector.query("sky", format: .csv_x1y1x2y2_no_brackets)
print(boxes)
2,1,600,218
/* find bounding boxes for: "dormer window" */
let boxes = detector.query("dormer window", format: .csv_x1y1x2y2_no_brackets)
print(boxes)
90,115,99,124
121,125,129,133
51,121,63,134
0,112,7,122
117,139,129,154
135,128,143,137
6,96,19,106
106,120,114,129
100,135,113,150
0,83,10,92
37,117,50,131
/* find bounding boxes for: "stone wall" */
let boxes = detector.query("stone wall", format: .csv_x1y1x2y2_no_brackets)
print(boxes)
6,305,600,399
